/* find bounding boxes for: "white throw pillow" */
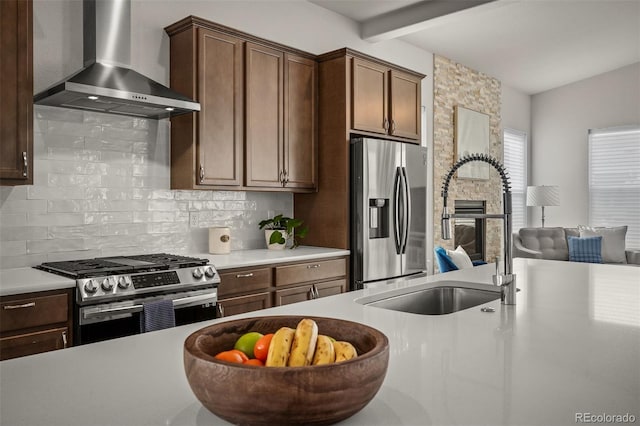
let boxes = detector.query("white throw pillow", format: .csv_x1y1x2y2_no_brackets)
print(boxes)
446,245,474,269
577,225,627,264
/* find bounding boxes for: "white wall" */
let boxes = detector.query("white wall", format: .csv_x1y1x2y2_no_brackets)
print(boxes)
530,62,640,227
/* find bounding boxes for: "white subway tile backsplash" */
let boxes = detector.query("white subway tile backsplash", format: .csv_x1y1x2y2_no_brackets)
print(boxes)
0,199,47,214
0,106,293,269
0,241,27,257
100,223,147,236
49,225,101,239
0,226,47,241
36,106,84,122
85,137,134,152
85,212,134,224
27,238,85,254
28,185,85,200
47,121,102,138
0,213,27,226
28,213,85,226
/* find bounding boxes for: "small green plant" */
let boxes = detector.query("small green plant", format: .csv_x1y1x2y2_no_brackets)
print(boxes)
258,214,309,248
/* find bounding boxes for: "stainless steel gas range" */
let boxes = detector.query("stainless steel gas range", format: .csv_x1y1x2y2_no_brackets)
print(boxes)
35,253,220,345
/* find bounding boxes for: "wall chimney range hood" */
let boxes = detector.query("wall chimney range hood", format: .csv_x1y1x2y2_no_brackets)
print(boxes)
33,0,200,119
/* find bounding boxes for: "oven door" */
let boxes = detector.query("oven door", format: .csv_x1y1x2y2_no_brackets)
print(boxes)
76,288,217,345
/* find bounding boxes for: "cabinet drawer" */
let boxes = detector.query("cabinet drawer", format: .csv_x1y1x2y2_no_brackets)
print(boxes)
275,258,346,286
218,267,272,298
0,327,69,361
1,293,69,333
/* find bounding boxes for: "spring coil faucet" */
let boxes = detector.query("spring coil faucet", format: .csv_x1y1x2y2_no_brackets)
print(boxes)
440,153,517,305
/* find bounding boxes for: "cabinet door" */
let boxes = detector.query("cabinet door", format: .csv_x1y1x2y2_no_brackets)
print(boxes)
0,327,68,361
197,29,244,186
351,58,388,135
218,292,272,317
314,279,346,298
389,70,421,141
245,43,284,188
274,285,314,306
283,54,317,190
0,0,33,185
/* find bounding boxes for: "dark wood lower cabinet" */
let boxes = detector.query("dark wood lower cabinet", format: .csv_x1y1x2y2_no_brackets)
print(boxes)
0,288,73,361
216,256,348,317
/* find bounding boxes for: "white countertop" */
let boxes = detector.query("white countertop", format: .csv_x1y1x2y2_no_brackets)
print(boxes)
0,267,75,296
200,246,350,270
1,259,639,425
0,246,349,297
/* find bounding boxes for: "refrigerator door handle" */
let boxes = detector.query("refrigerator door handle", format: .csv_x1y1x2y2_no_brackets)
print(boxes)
393,166,402,255
401,167,411,254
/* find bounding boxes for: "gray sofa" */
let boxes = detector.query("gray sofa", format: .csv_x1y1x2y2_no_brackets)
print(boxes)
513,227,640,265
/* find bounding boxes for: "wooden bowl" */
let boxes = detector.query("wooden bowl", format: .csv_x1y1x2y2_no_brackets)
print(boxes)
184,315,389,426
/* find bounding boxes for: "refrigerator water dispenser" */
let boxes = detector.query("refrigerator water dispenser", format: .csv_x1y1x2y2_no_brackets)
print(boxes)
369,198,389,239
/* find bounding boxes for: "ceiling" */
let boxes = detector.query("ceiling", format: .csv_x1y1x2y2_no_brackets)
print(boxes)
309,0,640,94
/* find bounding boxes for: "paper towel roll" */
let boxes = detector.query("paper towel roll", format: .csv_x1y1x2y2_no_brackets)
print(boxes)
209,227,231,254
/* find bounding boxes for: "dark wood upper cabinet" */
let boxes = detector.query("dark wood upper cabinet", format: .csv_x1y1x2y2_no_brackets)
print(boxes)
352,58,388,135
0,0,33,186
352,56,422,143
389,70,421,140
166,24,243,189
282,54,317,190
245,43,284,188
165,17,317,192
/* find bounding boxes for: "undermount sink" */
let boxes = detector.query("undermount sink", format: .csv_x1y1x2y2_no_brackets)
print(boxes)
359,281,501,315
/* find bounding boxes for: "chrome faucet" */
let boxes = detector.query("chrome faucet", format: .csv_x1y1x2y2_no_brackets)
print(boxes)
440,153,517,305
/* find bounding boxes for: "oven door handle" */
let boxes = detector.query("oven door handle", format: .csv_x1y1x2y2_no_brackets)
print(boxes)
82,293,217,320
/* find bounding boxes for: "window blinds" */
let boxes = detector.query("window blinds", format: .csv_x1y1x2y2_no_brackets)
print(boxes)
589,126,640,249
503,128,527,230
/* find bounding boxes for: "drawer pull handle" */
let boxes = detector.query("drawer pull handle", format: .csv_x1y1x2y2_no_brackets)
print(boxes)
62,331,68,349
3,302,36,310
217,304,225,317
306,264,320,269
236,273,254,278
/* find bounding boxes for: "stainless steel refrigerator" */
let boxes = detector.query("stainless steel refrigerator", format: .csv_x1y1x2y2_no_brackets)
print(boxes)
351,137,428,290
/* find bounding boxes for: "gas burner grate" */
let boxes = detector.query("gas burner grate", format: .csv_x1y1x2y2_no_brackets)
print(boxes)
35,253,209,279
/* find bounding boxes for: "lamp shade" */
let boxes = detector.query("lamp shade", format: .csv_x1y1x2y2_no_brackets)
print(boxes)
526,185,560,207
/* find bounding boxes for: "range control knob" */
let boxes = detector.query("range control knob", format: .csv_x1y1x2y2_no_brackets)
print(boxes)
117,276,130,289
192,268,204,279
84,279,98,294
204,266,215,278
101,278,114,291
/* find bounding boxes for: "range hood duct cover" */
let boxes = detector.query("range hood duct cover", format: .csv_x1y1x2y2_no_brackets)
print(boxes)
33,0,199,119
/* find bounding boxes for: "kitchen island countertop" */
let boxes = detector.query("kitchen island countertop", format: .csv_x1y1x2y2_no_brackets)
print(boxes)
1,258,638,425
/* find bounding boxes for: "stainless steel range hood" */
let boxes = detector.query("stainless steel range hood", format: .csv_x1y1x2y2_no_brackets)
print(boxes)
34,0,199,119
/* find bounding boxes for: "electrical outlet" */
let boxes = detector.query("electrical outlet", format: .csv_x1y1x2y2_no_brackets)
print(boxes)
189,213,199,228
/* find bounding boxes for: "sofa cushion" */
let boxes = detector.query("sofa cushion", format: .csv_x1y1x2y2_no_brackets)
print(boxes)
518,227,569,260
578,225,628,264
567,236,603,263
446,245,474,269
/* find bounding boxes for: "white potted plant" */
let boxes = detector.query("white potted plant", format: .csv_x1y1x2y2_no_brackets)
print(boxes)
258,214,308,250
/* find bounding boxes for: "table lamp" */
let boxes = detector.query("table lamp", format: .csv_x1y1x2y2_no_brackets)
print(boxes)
526,185,559,227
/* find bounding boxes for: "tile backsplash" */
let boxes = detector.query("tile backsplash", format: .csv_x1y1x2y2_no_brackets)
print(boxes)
0,106,292,269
